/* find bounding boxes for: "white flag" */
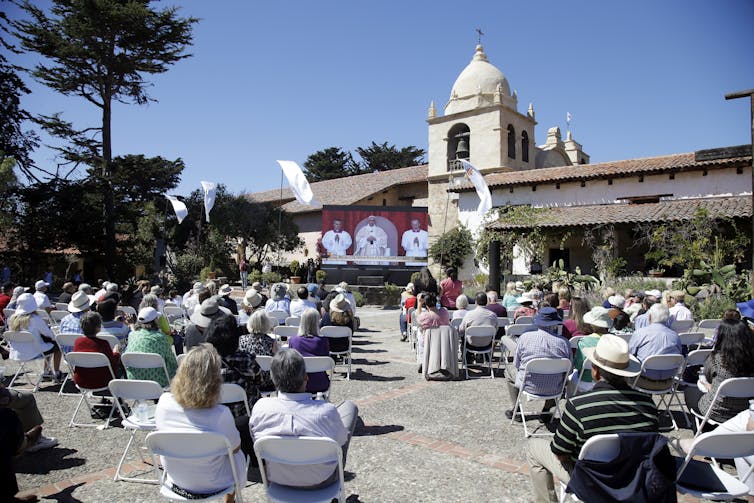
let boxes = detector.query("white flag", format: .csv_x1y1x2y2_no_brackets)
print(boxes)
201,181,217,223
277,160,319,206
566,112,572,124
166,195,188,224
460,159,492,218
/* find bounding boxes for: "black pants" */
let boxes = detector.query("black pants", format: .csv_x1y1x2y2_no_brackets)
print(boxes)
1,408,24,500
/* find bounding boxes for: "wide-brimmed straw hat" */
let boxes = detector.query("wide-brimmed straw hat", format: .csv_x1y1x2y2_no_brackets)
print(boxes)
218,284,233,297
68,291,92,313
607,295,626,308
243,290,262,308
190,297,231,328
583,306,612,329
583,334,642,377
330,294,350,313
515,294,534,305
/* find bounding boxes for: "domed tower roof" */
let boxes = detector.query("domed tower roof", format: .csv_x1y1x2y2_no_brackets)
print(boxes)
445,45,513,115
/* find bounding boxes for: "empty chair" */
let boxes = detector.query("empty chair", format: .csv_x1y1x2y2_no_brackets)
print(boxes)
320,326,353,380
108,379,164,483
121,352,172,389
630,354,686,430
670,319,695,333
284,316,301,327
511,357,572,438
462,325,496,380
253,436,345,503
146,431,246,503
219,382,250,416
3,330,55,392
676,431,754,500
268,310,289,325
679,331,705,351
64,351,119,428
55,332,84,396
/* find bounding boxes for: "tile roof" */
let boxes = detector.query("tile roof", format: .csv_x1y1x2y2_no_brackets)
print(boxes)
487,196,752,230
452,151,751,192
246,164,428,213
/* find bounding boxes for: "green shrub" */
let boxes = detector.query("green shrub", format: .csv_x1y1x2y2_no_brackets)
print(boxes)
610,276,669,293
316,269,327,283
352,291,365,307
248,269,262,285
262,271,282,284
429,226,474,270
383,283,401,307
200,266,215,282
690,295,737,320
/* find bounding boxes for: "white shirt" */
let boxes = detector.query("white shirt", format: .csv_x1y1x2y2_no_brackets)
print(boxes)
321,230,352,256
33,291,51,310
155,393,245,493
250,392,347,487
401,228,428,257
290,299,317,318
8,314,55,360
669,303,693,321
355,224,388,256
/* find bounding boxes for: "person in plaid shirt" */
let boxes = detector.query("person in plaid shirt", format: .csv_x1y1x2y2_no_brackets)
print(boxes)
123,307,177,388
506,307,570,421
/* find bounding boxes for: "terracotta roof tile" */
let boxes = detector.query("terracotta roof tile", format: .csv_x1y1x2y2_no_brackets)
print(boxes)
487,196,752,230
246,164,428,213
452,151,751,192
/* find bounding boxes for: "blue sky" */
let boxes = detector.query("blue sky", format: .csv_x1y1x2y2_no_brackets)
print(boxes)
7,0,754,196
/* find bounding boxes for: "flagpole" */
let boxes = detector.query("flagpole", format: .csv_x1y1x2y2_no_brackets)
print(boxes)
277,170,283,271
439,175,453,270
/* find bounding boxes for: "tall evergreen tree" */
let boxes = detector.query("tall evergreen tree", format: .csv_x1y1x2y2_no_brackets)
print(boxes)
302,147,356,182
355,141,425,173
12,0,197,278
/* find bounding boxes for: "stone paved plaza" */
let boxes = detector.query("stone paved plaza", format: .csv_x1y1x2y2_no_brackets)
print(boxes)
5,305,744,502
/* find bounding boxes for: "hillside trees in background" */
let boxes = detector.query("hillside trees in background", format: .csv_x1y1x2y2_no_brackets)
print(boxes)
303,142,425,182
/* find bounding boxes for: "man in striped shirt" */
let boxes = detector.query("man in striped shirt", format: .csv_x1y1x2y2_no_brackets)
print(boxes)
526,334,659,503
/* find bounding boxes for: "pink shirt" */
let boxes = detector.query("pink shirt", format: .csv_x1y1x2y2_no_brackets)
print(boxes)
418,308,450,329
439,278,462,309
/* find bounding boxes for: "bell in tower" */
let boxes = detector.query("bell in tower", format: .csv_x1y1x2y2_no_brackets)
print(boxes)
455,137,469,159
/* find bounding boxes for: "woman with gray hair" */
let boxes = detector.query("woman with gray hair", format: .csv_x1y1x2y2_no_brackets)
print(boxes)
139,293,172,339
238,310,277,393
155,344,246,503
452,294,470,320
287,308,330,394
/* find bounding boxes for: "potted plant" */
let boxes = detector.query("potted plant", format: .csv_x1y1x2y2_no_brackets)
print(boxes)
648,268,665,278
289,260,302,284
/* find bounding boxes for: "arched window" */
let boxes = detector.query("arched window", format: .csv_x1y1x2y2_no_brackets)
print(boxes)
507,124,516,159
447,123,470,171
521,131,529,162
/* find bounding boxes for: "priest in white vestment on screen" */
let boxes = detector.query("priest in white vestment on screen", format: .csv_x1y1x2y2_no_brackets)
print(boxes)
355,216,388,258
401,218,429,266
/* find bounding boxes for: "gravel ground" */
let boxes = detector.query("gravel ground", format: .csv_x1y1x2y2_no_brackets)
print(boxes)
6,305,702,502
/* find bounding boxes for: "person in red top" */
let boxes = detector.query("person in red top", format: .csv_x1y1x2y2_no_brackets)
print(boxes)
72,312,122,390
0,282,13,319
439,267,462,310
400,284,418,341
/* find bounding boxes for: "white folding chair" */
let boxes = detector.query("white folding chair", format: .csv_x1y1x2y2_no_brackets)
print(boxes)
676,431,754,500
268,310,289,325
679,331,705,351
497,336,518,379
121,352,171,389
108,379,163,483
146,431,245,502
55,302,69,311
497,317,512,328
3,330,55,392
162,305,184,323
677,349,712,387
630,353,686,430
670,319,695,333
49,310,68,326
220,382,250,416
569,335,585,351
273,326,298,346
95,333,119,350
691,377,754,438
516,316,534,325
505,324,535,339
64,351,119,429
55,332,84,396
303,356,335,401
320,326,353,380
407,307,418,349
284,316,301,327
255,355,276,397
697,319,722,330
175,353,187,367
462,325,495,379
253,435,345,503
558,434,620,503
511,358,572,438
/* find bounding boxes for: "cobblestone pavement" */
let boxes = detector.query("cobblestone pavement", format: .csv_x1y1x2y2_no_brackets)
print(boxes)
4,305,735,502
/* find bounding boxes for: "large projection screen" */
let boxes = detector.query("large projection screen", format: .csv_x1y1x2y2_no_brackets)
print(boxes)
320,205,429,267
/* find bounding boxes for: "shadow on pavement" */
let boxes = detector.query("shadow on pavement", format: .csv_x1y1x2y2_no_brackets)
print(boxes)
347,369,404,382
16,448,86,474
36,483,85,503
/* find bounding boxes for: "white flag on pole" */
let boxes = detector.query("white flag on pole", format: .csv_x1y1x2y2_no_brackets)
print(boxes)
201,181,217,223
460,159,492,218
277,160,319,206
165,195,188,224
566,112,572,125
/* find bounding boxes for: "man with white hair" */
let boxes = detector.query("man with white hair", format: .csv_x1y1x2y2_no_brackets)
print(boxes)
668,290,693,321
628,303,682,363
